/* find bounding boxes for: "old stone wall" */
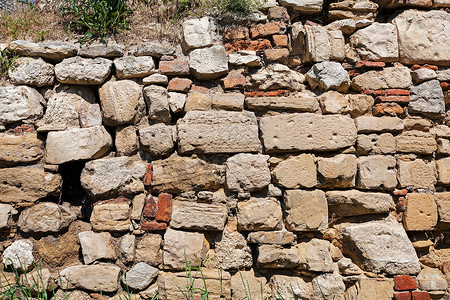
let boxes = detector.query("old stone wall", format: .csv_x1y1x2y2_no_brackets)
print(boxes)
1,2,450,299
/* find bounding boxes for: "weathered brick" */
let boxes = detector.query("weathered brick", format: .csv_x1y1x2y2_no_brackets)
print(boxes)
272,35,288,47
156,193,172,222
224,39,272,53
411,291,431,300
222,73,246,90
394,291,411,300
141,221,167,231
159,60,189,76
355,61,385,69
373,102,405,117
395,275,418,291
143,195,157,218
250,22,285,38
224,27,249,41
168,78,192,93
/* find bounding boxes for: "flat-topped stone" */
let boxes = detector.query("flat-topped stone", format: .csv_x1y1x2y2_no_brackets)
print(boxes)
7,40,77,61
55,57,112,85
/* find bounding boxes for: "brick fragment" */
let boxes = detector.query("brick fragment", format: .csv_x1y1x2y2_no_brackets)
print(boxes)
394,189,408,196
441,82,450,90
143,195,157,218
411,291,431,300
347,69,360,77
225,39,272,53
159,60,189,76
376,96,411,103
373,103,406,117
168,78,192,93
355,61,386,69
394,291,411,300
143,164,152,186
222,73,246,90
156,193,172,222
272,35,288,47
411,64,438,71
395,275,418,291
250,22,285,39
387,89,411,96
224,26,249,41
141,221,167,231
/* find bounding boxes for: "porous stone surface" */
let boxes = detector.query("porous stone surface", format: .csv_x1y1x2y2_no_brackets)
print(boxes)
0,132,43,166
357,155,397,190
189,45,229,80
226,153,270,192
283,190,328,231
237,197,283,231
79,231,116,264
272,154,317,189
297,238,334,272
143,85,171,123
326,190,394,217
0,86,43,124
163,228,206,270
317,154,357,188
139,124,174,157
7,40,77,61
182,17,215,50
403,193,438,231
18,202,76,233
122,262,158,290
59,264,121,292
55,57,112,85
351,66,412,91
114,56,155,79
397,159,437,188
9,57,54,87
306,61,350,92
170,200,227,231
3,239,34,271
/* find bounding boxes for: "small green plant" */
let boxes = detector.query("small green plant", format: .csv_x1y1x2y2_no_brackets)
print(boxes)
61,0,133,43
0,49,19,78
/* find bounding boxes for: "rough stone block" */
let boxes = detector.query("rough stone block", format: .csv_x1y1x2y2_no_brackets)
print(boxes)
404,193,438,231
272,154,317,189
297,238,334,272
55,57,112,85
170,201,227,231
139,124,174,157
283,190,328,231
114,56,155,79
326,190,394,217
163,228,207,270
189,46,229,80
9,57,54,87
237,197,282,231
357,155,397,190
398,159,437,189
317,154,357,188
226,153,271,192
357,133,396,155
356,116,404,133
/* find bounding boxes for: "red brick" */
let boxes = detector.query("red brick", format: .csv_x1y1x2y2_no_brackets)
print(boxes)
141,221,167,231
250,21,285,39
347,69,360,77
411,64,421,71
159,60,189,76
168,78,192,93
143,195,157,218
363,89,374,95
355,60,386,69
441,82,450,91
224,39,272,53
394,291,411,300
373,102,405,117
411,291,431,300
156,193,172,222
394,189,408,196
266,90,290,97
423,64,438,71
222,73,246,90
376,96,411,103
373,90,386,96
395,275,418,291
143,164,152,186
386,89,410,96
244,91,257,98
256,91,265,97
224,26,249,41
8,124,34,134
272,34,288,47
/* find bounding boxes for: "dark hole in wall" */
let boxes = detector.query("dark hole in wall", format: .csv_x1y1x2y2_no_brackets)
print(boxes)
59,161,90,218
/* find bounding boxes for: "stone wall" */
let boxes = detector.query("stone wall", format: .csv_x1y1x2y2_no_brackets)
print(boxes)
1,2,450,299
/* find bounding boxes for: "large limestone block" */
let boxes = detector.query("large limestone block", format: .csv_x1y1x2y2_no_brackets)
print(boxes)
0,204,16,229
357,155,397,190
231,269,267,300
3,240,34,271
398,159,437,188
297,238,334,272
122,262,158,291
0,86,43,124
319,91,374,117
283,190,328,231
18,202,76,233
260,113,357,152
328,0,378,21
99,80,142,126
436,192,450,226
272,154,317,189
312,274,345,300
279,0,323,12
304,25,345,62
246,64,305,91
135,234,162,266
177,111,261,154
357,133,396,154
225,153,271,192
59,264,121,292
269,275,312,299
139,124,174,157
317,154,357,188
350,23,398,62
9,57,54,87
81,156,147,198
163,228,207,270
326,190,394,217
257,245,300,268
143,85,171,123
351,66,412,91
45,126,112,164
396,131,437,154
79,231,116,264
392,10,450,66
404,193,438,231
437,157,450,185
216,229,253,270
237,197,283,231
306,61,350,92
151,154,224,193
78,43,124,58
55,57,112,85
114,56,155,79
417,267,449,291
182,17,215,50
245,95,320,112
158,270,231,299
43,86,95,129
170,201,228,231
0,166,61,204
116,126,138,156
356,116,404,133
90,200,131,232
409,80,445,118
0,132,43,166
341,219,421,274
133,42,176,57
7,40,77,61
189,45,229,80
